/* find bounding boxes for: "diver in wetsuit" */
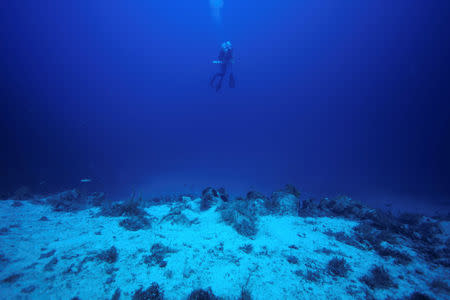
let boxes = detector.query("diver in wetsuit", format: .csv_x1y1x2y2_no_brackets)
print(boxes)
210,41,235,92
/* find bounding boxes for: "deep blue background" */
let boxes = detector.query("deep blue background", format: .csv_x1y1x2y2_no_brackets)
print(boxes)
1,1,449,211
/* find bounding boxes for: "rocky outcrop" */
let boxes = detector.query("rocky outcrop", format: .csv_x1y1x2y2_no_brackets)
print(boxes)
265,185,301,216
87,192,105,207
243,191,267,216
12,186,33,200
46,189,81,212
201,187,228,210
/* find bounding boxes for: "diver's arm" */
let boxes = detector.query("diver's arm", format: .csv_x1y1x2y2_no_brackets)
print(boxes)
213,54,224,64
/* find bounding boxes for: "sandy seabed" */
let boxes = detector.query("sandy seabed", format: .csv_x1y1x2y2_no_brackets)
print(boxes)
0,196,449,300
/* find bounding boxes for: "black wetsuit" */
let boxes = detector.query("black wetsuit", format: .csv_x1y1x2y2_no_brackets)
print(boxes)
210,48,234,92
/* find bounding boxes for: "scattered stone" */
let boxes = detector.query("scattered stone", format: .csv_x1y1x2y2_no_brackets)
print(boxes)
0,253,8,266
164,270,173,279
111,288,121,300
239,244,253,254
143,243,177,267
429,278,450,294
64,256,95,275
97,246,118,264
327,257,351,277
105,276,115,284
24,262,38,270
119,216,151,231
12,201,23,207
286,255,299,264
314,247,343,256
183,267,194,278
64,263,80,275
132,282,163,300
160,205,199,226
1,273,23,283
39,249,56,259
238,288,252,300
406,292,435,300
44,257,58,271
295,269,321,282
360,265,397,289
105,266,119,275
21,285,36,293
61,253,80,260
102,199,147,217
187,288,219,300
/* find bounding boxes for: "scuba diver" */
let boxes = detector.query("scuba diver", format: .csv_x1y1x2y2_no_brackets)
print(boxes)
210,41,235,92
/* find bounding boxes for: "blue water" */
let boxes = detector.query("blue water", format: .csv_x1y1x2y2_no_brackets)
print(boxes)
1,2,450,299
1,1,449,209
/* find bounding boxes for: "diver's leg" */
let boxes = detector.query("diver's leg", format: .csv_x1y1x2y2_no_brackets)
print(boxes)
210,73,219,87
216,73,225,92
211,64,227,90
229,72,235,88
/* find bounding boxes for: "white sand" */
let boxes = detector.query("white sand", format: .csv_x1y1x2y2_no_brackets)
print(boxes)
0,199,448,300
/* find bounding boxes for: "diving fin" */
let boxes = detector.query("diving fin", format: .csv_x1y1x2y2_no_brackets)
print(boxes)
229,73,235,88
216,82,222,92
